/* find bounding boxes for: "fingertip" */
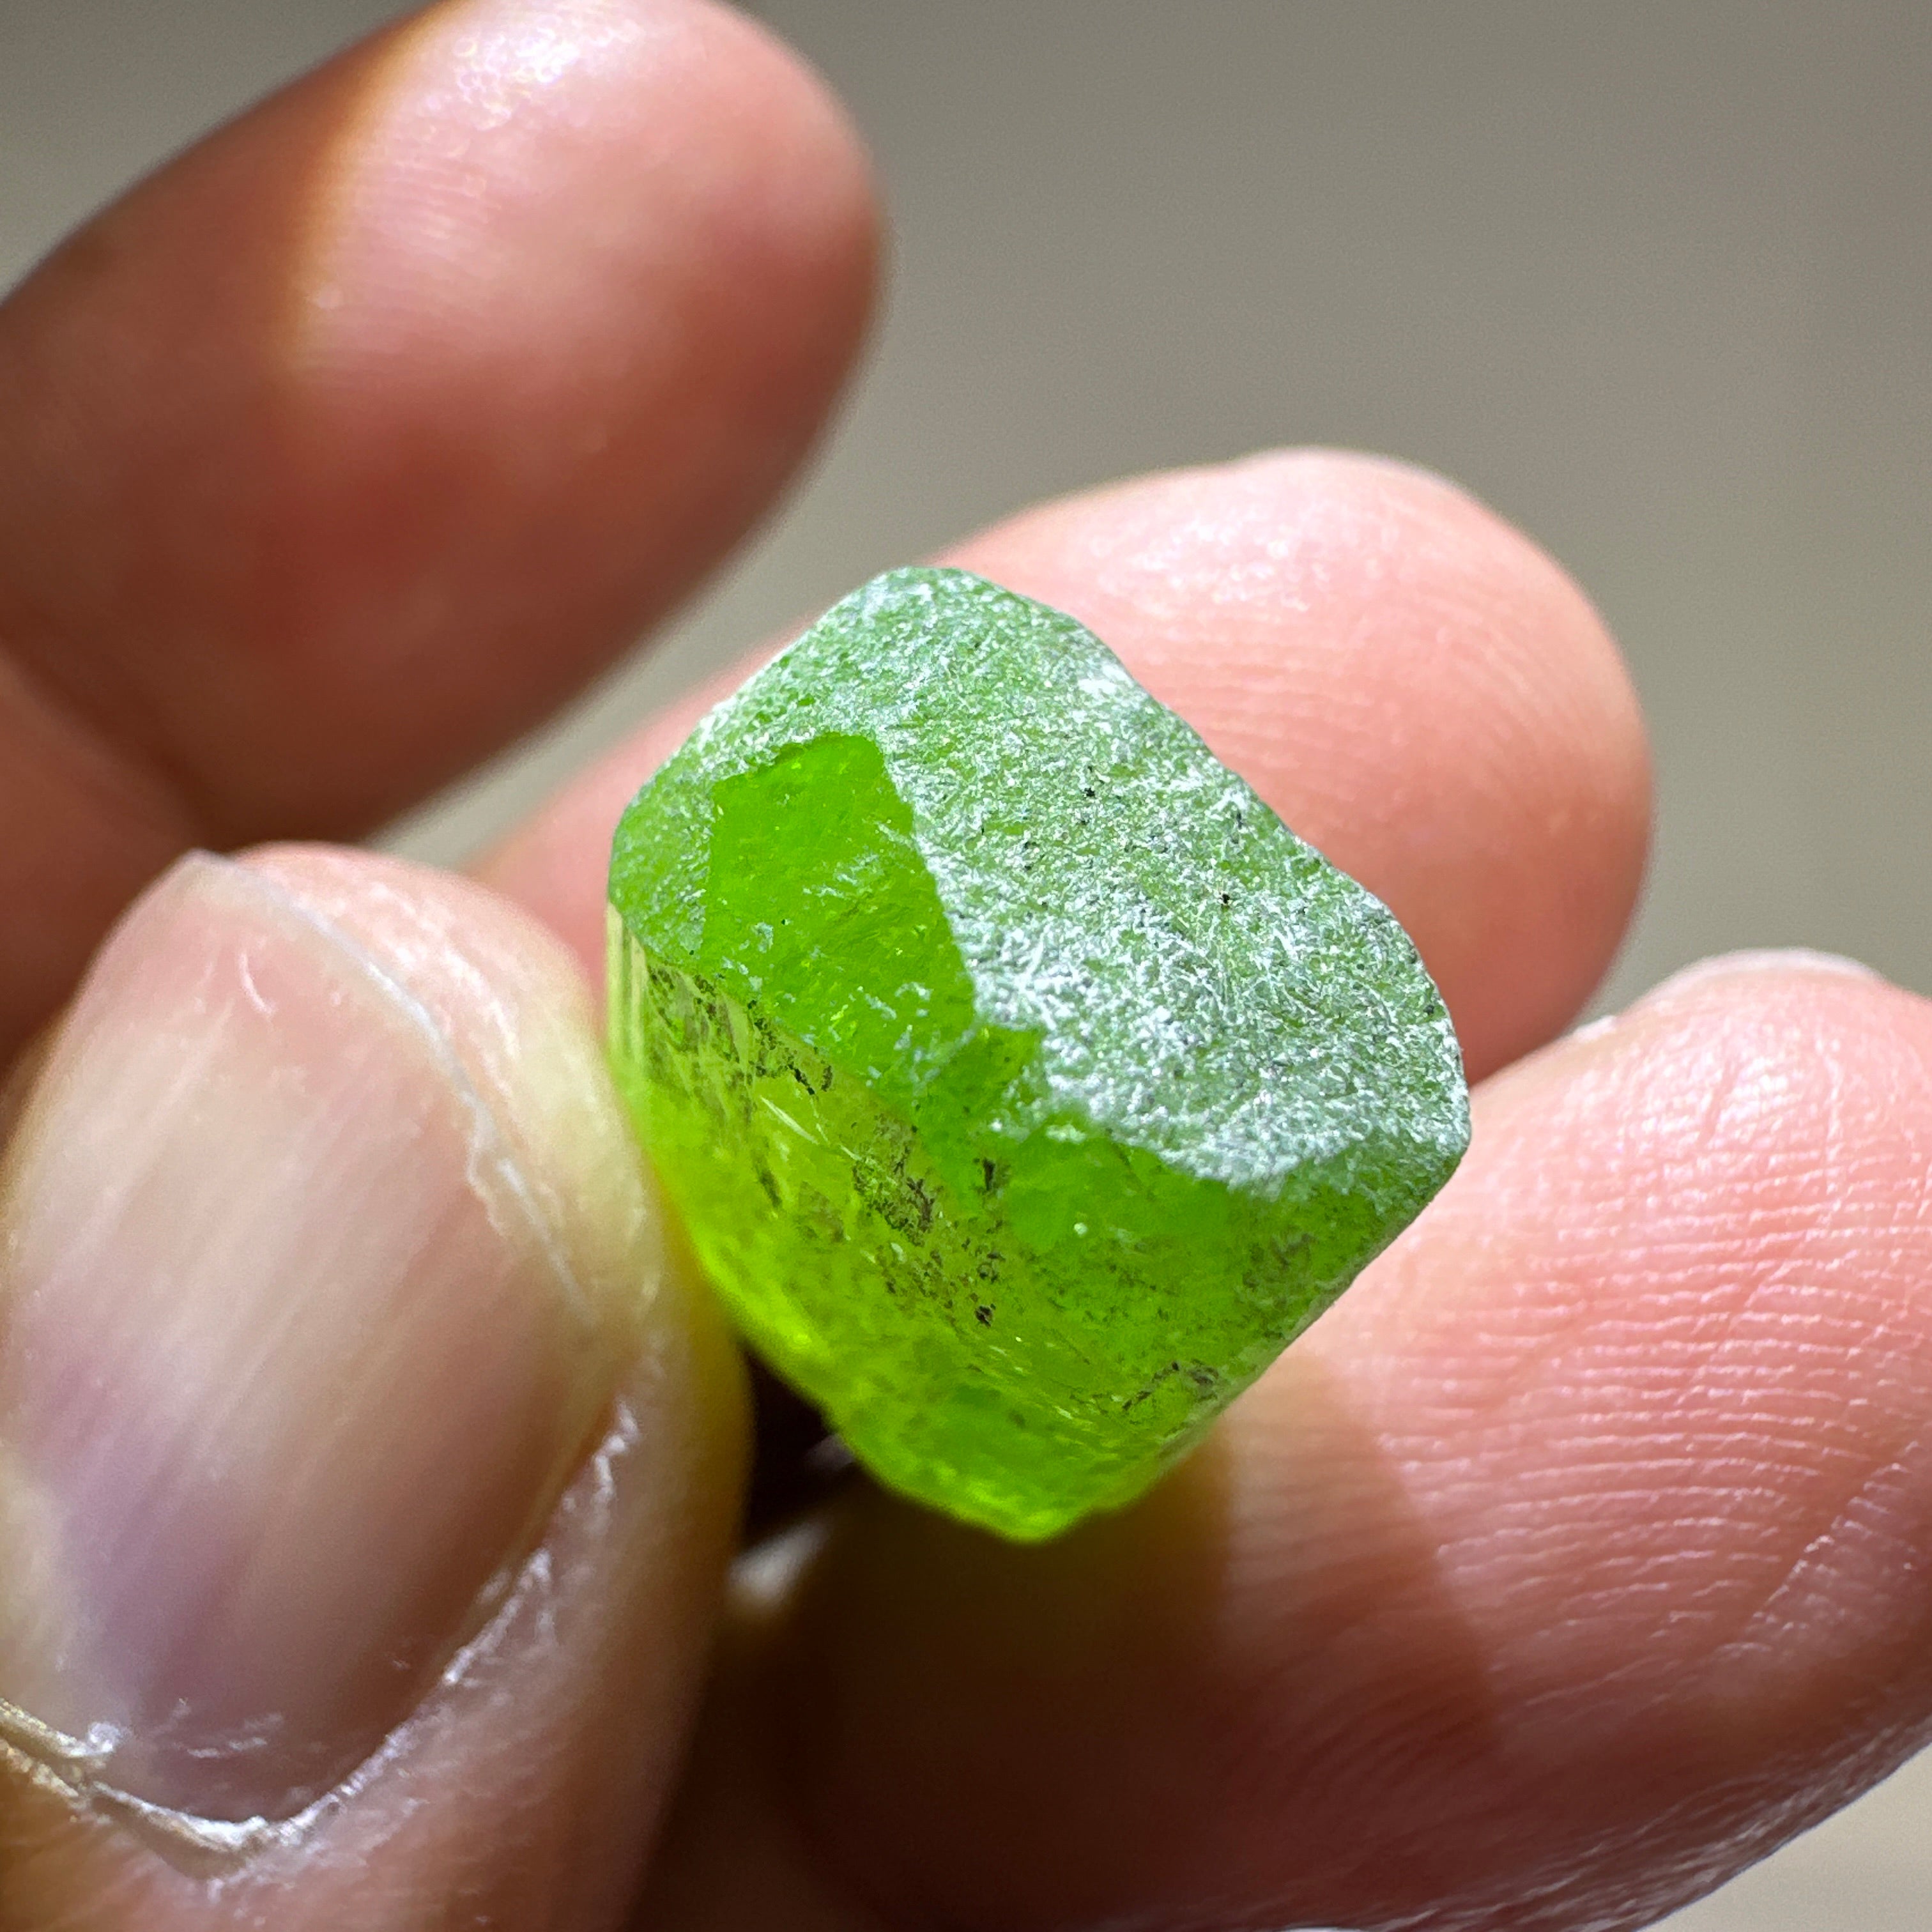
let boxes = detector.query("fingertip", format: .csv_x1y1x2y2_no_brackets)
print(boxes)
0,844,747,1913
300,0,880,395
1632,944,1892,1006
1476,944,1929,1127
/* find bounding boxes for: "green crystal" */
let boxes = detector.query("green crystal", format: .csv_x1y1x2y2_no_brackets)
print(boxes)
608,567,1468,1540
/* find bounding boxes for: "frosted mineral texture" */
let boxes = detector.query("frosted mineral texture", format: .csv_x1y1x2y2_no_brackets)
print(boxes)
608,566,1468,1540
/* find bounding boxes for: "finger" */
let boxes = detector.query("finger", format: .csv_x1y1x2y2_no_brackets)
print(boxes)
0,847,745,1929
0,0,876,1064
640,955,1932,1932
484,450,1649,1082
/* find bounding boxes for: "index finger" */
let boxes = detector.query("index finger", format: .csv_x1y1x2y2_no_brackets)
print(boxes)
0,0,875,1065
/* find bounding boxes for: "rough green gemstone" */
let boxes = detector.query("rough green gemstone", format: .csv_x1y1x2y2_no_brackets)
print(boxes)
608,566,1468,1540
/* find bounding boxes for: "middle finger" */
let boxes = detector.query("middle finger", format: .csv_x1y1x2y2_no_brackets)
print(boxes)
485,447,1650,1083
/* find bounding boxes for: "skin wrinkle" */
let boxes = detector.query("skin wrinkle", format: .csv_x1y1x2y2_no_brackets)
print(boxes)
0,650,199,855
1724,1436,1932,1677
1178,1429,1506,1918
1476,1652,1929,1932
1745,1489,1908,1667
1423,1390,1914,1635
0,646,205,1061
1422,1025,1883,1469
0,0,909,1917
1578,1363,1912,1652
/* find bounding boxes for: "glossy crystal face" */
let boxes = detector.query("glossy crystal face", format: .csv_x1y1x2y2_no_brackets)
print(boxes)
609,567,1469,1539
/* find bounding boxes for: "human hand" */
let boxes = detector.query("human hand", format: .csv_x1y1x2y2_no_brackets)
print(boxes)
3,4,1929,1929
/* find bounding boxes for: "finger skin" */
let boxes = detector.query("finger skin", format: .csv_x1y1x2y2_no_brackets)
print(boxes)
643,958,1932,1932
0,0,877,1064
0,851,747,1931
484,450,1650,1083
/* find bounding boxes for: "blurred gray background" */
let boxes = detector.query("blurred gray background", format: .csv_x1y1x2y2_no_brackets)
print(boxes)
2,2,1928,1924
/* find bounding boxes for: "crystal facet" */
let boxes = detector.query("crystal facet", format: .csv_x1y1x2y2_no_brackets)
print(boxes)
608,567,1469,1539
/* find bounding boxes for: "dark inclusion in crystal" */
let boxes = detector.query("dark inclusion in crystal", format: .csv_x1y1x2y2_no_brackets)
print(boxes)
609,566,1468,1539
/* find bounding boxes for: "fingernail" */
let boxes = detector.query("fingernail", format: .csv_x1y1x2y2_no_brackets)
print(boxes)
0,849,650,1823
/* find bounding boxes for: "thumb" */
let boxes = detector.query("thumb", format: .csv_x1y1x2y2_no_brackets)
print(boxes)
0,847,744,1929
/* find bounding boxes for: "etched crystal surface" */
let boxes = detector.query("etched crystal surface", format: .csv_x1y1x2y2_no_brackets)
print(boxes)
608,567,1468,1539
